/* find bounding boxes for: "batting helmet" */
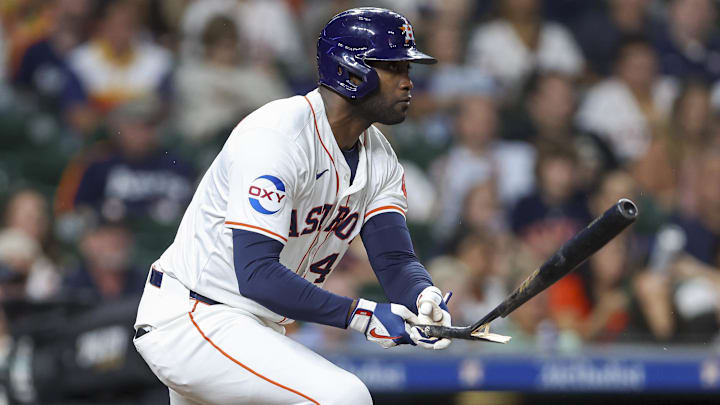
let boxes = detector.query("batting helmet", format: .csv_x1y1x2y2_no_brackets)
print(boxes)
317,7,436,99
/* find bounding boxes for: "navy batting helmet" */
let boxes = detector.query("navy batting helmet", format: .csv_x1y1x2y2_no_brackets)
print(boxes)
317,7,436,99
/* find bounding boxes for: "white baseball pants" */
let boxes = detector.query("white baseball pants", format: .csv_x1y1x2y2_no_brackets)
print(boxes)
133,270,372,405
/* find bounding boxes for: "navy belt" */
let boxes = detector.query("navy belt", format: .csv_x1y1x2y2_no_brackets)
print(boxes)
189,290,221,305
149,268,221,306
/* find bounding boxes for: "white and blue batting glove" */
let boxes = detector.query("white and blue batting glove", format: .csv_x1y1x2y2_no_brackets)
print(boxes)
348,299,419,349
414,286,452,350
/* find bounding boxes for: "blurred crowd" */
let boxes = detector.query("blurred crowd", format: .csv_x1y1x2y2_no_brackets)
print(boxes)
2,0,720,355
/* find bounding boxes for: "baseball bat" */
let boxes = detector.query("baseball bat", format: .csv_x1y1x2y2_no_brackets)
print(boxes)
421,198,638,342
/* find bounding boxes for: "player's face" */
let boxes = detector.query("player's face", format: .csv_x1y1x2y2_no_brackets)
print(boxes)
357,61,413,125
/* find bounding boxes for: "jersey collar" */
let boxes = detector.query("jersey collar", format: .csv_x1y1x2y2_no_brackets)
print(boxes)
306,89,368,197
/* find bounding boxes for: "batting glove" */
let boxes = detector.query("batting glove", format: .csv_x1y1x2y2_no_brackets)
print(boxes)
348,299,419,349
414,286,452,350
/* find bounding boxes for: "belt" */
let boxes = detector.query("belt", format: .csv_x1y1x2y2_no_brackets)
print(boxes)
149,268,221,306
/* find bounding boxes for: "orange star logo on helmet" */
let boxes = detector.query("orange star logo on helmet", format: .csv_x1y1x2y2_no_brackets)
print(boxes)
399,24,414,45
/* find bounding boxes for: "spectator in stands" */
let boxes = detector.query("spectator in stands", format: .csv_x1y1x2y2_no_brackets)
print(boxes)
62,223,144,301
503,72,577,143
0,224,58,361
55,96,195,226
427,231,508,329
12,0,91,109
424,20,495,114
510,142,591,260
430,95,535,241
654,0,720,83
508,144,596,346
0,230,39,300
179,0,305,82
175,15,290,144
629,134,677,230
449,177,526,269
582,170,665,342
496,240,555,350
425,256,471,326
671,81,714,217
62,0,173,134
466,0,584,100
577,35,677,163
668,150,720,342
459,179,508,236
503,72,618,190
635,149,720,343
502,291,552,350
2,189,60,300
589,170,645,270
555,171,640,343
2,0,57,78
632,259,676,342
625,80,704,231
572,0,661,78
0,229,51,301
561,236,633,344
4,188,50,244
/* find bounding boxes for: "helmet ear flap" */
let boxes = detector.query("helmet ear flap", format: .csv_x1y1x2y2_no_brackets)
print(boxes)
318,37,379,99
337,57,379,99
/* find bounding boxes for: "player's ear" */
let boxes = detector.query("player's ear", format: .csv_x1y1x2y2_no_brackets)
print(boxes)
348,71,363,85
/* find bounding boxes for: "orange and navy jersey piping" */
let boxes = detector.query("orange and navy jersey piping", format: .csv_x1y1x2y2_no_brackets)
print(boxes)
303,95,339,197
225,221,288,243
364,205,405,219
188,301,320,404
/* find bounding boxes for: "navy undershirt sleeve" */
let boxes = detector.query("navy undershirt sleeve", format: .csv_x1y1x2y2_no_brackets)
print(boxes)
360,212,433,313
232,229,354,328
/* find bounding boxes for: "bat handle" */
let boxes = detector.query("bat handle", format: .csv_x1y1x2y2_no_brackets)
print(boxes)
421,324,474,339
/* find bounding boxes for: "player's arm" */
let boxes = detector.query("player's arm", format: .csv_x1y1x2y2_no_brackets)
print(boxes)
362,145,451,349
232,229,352,327
360,212,431,312
232,229,419,348
360,212,452,349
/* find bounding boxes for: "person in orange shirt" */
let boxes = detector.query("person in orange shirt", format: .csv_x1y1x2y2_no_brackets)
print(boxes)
548,171,638,343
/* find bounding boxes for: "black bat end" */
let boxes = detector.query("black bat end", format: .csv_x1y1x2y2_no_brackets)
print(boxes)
618,198,638,220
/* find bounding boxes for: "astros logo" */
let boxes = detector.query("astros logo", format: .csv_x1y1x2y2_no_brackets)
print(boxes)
399,24,414,45
248,175,286,215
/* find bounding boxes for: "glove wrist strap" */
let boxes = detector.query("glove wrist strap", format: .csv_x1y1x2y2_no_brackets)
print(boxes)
348,298,376,333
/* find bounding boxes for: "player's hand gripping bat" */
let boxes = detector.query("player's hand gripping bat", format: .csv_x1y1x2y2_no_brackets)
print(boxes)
418,198,638,343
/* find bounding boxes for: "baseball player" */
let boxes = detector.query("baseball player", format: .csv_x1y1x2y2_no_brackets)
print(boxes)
133,8,451,405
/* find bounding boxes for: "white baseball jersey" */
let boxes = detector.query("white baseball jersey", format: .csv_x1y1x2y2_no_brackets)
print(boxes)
155,88,408,325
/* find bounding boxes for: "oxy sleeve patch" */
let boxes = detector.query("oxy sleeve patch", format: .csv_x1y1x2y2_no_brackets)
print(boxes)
248,175,287,215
